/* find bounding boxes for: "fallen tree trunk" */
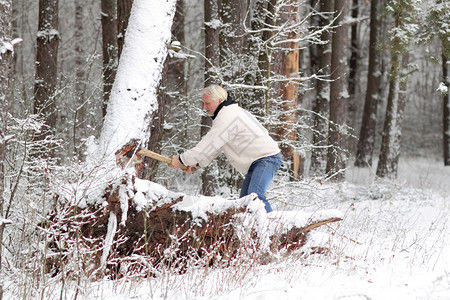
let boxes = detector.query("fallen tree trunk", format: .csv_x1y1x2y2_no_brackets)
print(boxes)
42,173,342,278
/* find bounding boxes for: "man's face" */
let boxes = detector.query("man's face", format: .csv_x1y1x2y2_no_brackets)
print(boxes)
202,94,222,116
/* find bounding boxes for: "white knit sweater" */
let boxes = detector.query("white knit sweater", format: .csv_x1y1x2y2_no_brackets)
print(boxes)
180,103,280,173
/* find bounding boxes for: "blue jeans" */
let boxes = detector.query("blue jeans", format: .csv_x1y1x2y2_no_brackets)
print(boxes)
240,153,282,213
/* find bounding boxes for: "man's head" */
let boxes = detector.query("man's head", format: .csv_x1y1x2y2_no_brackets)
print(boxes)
201,84,227,116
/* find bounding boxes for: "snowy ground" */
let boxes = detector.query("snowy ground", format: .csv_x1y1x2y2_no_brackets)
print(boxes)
7,157,450,300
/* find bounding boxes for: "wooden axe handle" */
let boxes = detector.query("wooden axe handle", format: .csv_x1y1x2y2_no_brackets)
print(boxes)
137,148,187,170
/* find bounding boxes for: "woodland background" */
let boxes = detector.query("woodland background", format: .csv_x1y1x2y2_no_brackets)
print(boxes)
0,0,449,299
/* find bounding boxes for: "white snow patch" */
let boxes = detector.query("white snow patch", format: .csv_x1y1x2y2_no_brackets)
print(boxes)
437,82,448,95
100,212,117,268
133,178,183,211
0,217,12,226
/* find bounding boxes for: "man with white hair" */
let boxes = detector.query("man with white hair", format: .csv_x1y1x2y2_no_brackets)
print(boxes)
169,84,282,213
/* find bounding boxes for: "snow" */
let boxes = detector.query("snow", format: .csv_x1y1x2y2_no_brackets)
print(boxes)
437,82,448,95
5,0,450,299
0,217,12,226
100,211,117,268
28,157,448,300
97,0,177,158
0,38,22,60
132,177,183,211
205,18,221,30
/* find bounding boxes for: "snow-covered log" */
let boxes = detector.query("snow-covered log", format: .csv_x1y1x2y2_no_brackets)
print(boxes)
44,175,342,277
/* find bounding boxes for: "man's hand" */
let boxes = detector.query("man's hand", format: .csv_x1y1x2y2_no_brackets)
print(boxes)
183,166,196,174
169,155,182,169
169,155,196,173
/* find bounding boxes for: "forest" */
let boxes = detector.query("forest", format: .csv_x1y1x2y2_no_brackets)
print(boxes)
0,0,449,299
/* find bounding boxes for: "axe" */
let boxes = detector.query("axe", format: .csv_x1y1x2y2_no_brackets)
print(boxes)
115,139,188,170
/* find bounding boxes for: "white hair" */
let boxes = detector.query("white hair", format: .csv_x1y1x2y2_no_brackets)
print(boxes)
201,84,227,103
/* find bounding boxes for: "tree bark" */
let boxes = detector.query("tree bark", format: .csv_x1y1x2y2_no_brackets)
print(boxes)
117,0,133,59
97,0,177,158
347,0,359,152
255,0,277,115
310,0,333,175
0,1,13,298
354,0,381,167
201,0,220,195
74,0,86,157
33,0,59,143
326,0,349,181
141,0,185,181
442,52,449,166
275,1,301,178
101,0,118,117
376,53,409,178
217,0,249,192
219,0,248,82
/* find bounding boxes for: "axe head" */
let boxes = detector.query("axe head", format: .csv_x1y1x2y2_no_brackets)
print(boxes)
115,139,143,173
115,139,142,158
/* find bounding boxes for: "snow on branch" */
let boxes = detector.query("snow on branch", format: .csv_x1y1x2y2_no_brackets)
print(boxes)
0,38,23,60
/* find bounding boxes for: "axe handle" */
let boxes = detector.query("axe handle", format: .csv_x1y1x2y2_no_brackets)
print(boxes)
137,148,188,170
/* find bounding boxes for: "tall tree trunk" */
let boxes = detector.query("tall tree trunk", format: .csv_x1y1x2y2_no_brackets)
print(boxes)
310,0,333,175
347,0,359,153
248,0,275,116
326,0,349,181
101,0,118,117
202,0,220,195
219,0,248,82
218,0,249,193
376,54,409,178
141,60,168,180
442,52,449,166
354,0,381,167
167,0,185,93
33,0,59,144
275,1,301,178
74,0,86,157
258,0,277,113
117,0,133,59
141,0,185,181
97,0,177,156
0,2,14,298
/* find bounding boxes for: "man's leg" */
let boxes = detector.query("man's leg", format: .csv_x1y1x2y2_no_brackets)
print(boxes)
240,167,252,198
244,154,282,212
